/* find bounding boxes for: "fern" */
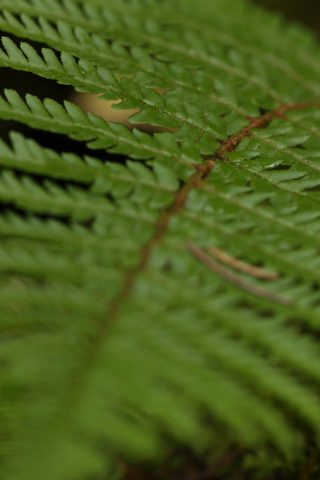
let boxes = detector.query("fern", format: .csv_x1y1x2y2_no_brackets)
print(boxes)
1,0,320,478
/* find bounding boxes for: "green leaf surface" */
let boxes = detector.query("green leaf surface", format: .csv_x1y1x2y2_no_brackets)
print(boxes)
0,0,320,479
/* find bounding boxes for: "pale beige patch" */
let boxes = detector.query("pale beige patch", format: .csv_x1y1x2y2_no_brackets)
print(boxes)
73,93,139,125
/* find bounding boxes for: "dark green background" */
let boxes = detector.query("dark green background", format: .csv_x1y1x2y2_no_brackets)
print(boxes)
255,0,320,34
258,0,320,32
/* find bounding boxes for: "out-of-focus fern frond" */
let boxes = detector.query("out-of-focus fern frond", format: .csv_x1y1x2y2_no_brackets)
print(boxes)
0,0,320,479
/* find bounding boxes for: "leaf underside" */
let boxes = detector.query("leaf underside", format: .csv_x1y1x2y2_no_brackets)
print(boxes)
0,0,320,478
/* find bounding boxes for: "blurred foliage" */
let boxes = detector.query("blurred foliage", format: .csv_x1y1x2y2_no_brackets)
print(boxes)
0,1,319,479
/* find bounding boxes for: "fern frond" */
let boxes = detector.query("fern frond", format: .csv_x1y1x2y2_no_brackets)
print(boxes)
0,90,196,166
1,0,320,479
0,132,178,194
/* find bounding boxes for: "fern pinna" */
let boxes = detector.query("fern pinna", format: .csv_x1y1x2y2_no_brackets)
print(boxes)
0,0,320,478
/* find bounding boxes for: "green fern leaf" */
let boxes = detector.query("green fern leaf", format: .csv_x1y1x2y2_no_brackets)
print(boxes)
1,0,320,479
